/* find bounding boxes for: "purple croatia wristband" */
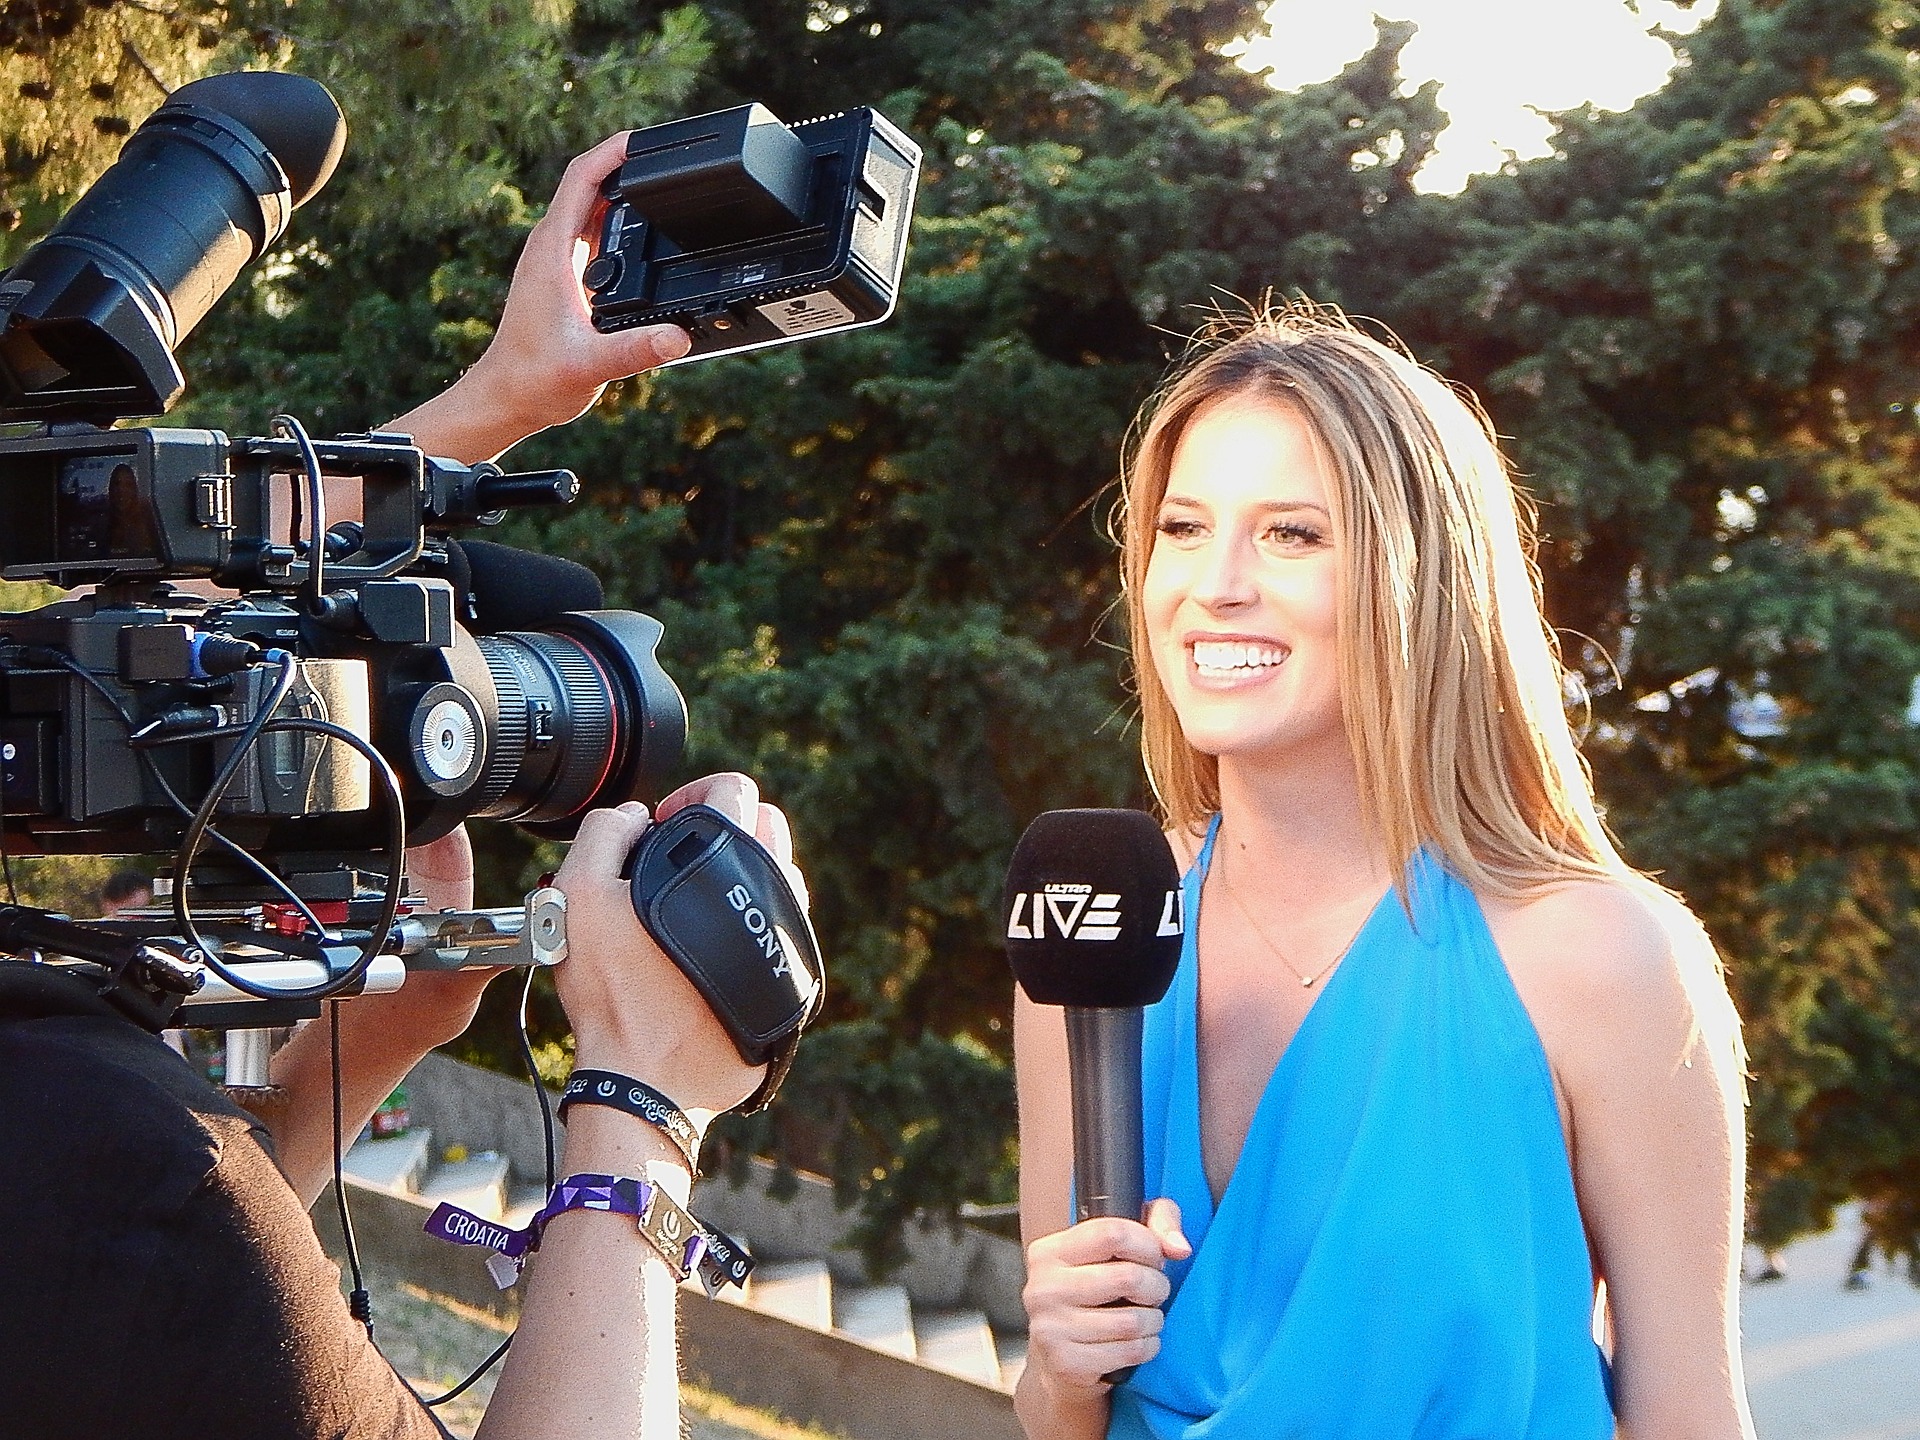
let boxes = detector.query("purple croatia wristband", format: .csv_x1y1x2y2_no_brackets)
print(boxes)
426,1171,754,1295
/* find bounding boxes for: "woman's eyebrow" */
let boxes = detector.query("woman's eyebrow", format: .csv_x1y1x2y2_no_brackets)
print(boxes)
1260,499,1332,519
1160,491,1330,519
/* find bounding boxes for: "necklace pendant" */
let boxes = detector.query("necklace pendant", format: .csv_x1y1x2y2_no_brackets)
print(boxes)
1301,975,1317,987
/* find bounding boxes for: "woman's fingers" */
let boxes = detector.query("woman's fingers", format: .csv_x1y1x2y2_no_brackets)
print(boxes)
1024,1330,1163,1389
1020,1212,1180,1391
1145,1196,1191,1260
1042,1214,1171,1268
1028,1253,1172,1311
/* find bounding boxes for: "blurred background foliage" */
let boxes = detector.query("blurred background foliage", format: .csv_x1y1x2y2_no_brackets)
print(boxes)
4,0,1920,1271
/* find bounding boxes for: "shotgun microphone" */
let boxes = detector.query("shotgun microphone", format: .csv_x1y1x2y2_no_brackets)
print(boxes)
1004,808,1184,1227
443,538,605,631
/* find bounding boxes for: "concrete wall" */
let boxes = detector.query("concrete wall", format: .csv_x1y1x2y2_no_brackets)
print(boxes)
696,1157,1029,1333
312,1179,1028,1440
398,1050,557,1192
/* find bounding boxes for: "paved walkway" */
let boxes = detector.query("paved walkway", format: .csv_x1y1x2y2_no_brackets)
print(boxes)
1744,1215,1920,1439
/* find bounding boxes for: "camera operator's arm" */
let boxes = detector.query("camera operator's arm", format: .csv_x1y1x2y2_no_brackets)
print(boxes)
387,131,691,466
266,826,494,1208
268,134,693,1191
477,775,780,1440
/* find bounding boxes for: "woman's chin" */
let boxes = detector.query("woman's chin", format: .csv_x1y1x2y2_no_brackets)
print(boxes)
1178,716,1346,769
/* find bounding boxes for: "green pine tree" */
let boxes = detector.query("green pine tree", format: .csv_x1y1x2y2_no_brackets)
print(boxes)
1399,0,1920,1274
6,0,1920,1274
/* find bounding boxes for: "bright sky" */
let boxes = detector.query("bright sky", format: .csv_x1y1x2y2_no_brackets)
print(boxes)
1233,0,1720,192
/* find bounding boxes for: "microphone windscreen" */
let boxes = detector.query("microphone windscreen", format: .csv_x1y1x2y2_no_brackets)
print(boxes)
165,72,346,207
1004,809,1183,1009
449,538,606,633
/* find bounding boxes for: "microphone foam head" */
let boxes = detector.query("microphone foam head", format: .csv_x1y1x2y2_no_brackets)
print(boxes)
450,538,606,632
1004,808,1184,1009
166,71,346,207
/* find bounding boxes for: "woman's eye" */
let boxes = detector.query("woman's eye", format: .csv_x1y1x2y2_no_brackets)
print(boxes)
1156,517,1205,542
1265,521,1324,548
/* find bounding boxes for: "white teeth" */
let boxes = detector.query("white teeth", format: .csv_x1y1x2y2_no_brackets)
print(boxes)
1192,640,1286,673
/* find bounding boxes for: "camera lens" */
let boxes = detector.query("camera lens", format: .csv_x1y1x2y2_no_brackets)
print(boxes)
462,611,686,831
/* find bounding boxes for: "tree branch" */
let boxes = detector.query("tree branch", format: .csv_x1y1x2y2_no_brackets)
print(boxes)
121,39,171,98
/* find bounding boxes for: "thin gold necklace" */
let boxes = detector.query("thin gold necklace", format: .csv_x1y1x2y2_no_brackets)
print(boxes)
1215,841,1369,989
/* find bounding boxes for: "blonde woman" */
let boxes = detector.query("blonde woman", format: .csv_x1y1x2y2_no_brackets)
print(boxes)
1013,307,1753,1439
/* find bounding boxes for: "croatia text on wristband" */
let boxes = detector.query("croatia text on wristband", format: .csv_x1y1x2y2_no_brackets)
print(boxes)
560,1069,701,1173
424,1172,753,1297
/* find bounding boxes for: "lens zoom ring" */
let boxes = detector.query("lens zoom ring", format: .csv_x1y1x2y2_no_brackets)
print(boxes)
475,637,534,813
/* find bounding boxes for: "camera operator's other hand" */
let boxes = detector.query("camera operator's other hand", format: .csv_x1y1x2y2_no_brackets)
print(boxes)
387,824,504,1044
386,131,690,467
469,132,691,434
555,774,798,1116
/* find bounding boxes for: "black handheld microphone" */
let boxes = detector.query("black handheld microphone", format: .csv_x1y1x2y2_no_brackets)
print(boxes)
1004,809,1184,1227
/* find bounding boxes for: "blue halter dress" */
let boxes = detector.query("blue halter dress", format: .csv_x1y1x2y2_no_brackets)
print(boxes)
1107,818,1613,1439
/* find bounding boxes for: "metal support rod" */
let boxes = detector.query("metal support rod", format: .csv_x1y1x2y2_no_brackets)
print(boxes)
224,1027,273,1087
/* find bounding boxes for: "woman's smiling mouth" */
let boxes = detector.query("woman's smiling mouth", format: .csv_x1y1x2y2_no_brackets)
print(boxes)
1190,638,1289,679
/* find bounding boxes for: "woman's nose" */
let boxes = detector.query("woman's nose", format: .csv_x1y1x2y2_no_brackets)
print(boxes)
1190,532,1257,611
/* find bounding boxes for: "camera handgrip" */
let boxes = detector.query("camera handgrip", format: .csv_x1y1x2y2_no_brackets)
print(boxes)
624,805,823,1112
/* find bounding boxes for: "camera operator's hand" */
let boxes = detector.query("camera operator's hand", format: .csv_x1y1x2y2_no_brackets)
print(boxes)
554,773,798,1118
269,825,505,1206
405,823,476,912
387,131,691,466
378,824,503,1043
480,773,801,1440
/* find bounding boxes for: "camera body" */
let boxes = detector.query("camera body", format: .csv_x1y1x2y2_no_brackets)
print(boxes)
0,72,902,1018
0,71,724,896
0,424,686,890
586,104,920,362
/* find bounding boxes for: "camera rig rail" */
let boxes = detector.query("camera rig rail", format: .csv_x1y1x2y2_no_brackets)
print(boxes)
0,885,567,1033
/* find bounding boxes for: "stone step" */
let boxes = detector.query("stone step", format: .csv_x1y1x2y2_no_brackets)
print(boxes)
342,1128,433,1196
417,1150,511,1222
835,1283,916,1358
915,1308,1002,1386
745,1258,834,1331
996,1333,1028,1392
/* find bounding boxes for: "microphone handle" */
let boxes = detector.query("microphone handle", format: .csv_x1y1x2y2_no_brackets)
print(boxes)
1065,1006,1146,1388
1065,1006,1145,1224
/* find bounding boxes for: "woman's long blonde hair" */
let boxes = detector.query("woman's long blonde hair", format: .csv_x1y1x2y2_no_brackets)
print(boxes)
1121,303,1627,898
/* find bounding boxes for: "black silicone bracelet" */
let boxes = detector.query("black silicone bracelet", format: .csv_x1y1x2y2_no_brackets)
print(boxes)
559,1069,701,1173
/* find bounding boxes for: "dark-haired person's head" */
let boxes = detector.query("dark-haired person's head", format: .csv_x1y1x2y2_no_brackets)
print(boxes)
99,869,153,916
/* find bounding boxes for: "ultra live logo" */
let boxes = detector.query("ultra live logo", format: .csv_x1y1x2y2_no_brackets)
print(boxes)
1005,883,1182,941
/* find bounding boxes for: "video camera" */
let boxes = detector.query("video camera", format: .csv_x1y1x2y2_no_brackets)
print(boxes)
0,73,911,1034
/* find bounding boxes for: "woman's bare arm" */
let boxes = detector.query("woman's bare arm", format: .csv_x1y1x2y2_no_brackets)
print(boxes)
1495,879,1754,1440
1014,988,1174,1440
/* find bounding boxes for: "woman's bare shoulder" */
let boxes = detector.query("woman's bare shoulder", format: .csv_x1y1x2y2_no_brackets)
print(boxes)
1482,872,1714,989
1479,873,1742,1095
